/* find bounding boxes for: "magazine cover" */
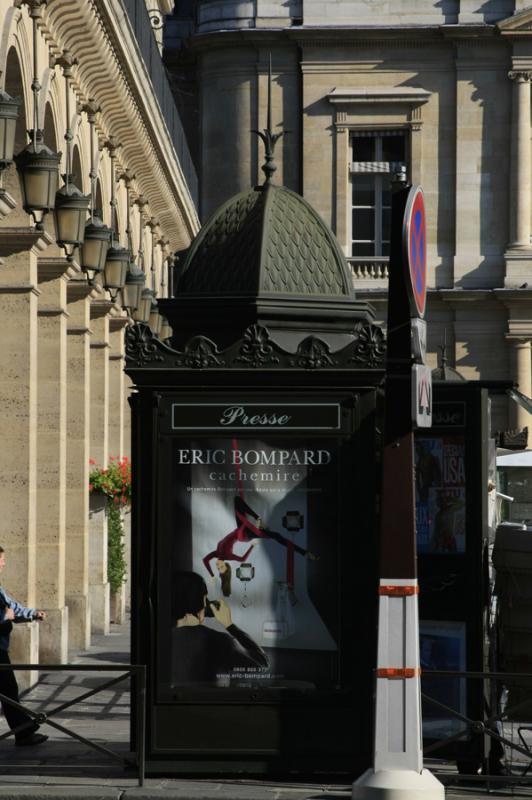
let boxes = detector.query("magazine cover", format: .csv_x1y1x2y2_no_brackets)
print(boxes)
158,437,340,695
415,436,466,553
420,620,467,740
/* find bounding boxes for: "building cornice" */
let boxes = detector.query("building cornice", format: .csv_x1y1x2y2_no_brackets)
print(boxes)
498,8,532,36
328,87,431,105
187,24,498,51
43,0,200,251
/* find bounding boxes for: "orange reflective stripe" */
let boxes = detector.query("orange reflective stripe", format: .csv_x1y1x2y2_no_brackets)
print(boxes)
379,585,419,596
376,668,421,679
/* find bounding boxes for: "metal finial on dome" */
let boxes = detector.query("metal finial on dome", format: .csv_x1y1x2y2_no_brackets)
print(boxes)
253,55,283,185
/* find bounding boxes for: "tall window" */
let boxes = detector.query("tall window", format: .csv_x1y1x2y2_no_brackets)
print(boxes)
350,132,407,257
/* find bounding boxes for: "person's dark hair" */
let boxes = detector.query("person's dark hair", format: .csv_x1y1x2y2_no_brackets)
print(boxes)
172,571,207,621
0,547,4,554
220,562,232,597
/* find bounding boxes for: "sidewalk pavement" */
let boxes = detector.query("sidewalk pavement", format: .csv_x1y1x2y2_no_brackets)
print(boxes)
0,620,527,799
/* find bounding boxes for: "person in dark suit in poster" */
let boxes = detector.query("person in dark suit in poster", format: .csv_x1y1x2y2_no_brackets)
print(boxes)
171,571,269,686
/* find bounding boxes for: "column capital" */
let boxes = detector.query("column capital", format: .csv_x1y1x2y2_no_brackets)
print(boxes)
0,228,53,257
109,316,129,333
505,333,532,344
509,70,532,83
38,257,81,283
67,278,100,303
90,299,115,319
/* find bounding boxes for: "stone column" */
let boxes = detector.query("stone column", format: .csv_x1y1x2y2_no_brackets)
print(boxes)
89,301,112,634
334,117,349,254
65,279,96,651
509,71,532,249
35,257,77,663
510,338,532,431
0,228,52,687
108,317,127,624
108,318,127,459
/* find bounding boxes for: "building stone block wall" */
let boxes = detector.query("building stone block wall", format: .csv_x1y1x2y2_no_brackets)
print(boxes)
167,0,532,435
0,0,198,677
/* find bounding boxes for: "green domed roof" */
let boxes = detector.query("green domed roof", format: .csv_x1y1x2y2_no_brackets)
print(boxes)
178,183,353,298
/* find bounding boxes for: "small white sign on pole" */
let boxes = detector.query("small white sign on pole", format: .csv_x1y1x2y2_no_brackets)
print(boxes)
412,364,432,428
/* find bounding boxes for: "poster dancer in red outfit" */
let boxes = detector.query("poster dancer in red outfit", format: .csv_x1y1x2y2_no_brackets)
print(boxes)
202,441,317,596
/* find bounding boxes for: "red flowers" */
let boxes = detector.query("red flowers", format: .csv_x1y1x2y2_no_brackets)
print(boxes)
88,456,131,507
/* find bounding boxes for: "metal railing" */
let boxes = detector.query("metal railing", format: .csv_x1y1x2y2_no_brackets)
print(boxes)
0,663,146,786
422,668,532,791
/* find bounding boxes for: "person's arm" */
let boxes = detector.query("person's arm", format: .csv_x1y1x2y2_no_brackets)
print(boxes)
0,588,44,622
226,623,269,669
210,599,269,669
202,552,216,577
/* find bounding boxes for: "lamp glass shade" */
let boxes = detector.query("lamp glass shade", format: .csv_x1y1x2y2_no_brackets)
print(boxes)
132,287,153,324
149,300,162,336
103,244,130,291
159,316,172,342
0,89,20,167
14,137,61,214
54,181,91,247
122,262,145,313
79,216,112,279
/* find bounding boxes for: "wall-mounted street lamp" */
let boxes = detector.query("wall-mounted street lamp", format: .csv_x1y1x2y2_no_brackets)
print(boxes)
0,84,20,173
159,316,172,343
148,295,162,336
132,286,154,324
54,51,90,259
79,101,111,283
103,138,129,301
120,169,145,314
14,0,61,230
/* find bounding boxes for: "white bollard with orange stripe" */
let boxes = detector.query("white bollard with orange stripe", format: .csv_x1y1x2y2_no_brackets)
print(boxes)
352,579,444,800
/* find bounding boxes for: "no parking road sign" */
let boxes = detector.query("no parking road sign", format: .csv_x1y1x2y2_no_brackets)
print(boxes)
403,186,427,319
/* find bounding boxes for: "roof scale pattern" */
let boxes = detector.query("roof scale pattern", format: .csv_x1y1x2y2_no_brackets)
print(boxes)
179,184,351,298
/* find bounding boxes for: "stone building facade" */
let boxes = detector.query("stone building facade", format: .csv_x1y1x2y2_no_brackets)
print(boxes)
0,0,199,681
166,0,532,435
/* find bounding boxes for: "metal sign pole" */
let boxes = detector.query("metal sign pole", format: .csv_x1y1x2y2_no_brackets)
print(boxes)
353,172,443,800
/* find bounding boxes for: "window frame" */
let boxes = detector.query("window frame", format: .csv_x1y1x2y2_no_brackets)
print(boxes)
350,131,407,259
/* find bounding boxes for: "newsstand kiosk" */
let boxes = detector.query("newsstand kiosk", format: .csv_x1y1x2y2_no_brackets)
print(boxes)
125,169,387,776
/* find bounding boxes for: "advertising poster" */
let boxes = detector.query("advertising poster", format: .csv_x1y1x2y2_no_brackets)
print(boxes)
415,435,466,553
159,436,340,695
420,621,467,740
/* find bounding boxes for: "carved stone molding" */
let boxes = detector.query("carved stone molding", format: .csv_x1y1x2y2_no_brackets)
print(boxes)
43,0,199,251
508,70,532,83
